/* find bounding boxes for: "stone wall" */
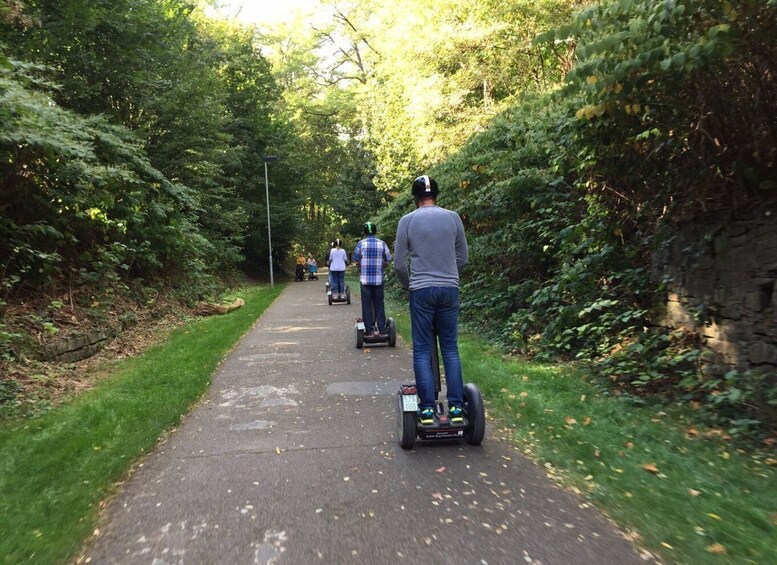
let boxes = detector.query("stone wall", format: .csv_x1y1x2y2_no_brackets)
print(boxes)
45,329,114,363
652,209,777,376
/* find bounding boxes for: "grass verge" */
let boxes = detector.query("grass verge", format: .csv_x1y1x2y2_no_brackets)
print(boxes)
384,296,775,565
0,284,284,563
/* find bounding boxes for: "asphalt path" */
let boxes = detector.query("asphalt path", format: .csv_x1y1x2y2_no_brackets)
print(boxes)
83,278,646,564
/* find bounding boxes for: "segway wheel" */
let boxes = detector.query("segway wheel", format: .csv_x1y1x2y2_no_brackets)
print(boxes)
346,287,351,304
356,329,364,349
328,293,333,305
387,318,397,347
397,392,416,449
463,383,486,446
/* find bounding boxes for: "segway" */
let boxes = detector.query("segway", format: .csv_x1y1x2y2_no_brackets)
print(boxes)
397,329,485,449
356,317,396,349
328,285,351,305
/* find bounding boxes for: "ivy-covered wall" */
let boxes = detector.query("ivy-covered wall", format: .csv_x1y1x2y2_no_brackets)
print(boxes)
654,209,777,376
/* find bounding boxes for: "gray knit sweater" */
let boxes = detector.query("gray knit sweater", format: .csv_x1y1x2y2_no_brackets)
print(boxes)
394,205,468,291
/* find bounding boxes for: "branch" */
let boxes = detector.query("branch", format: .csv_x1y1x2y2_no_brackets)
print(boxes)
302,109,339,117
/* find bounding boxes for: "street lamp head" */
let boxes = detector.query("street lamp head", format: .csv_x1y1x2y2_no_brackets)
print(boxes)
263,155,279,162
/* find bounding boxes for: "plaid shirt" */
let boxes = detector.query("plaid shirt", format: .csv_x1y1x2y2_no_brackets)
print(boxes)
352,235,392,286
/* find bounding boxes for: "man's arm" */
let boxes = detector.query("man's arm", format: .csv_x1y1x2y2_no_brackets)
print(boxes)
382,240,392,267
454,213,468,274
393,217,410,289
352,242,362,270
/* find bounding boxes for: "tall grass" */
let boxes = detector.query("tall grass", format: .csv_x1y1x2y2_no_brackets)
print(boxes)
0,284,283,563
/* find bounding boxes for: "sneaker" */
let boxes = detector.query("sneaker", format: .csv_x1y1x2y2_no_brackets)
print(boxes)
448,405,464,423
418,408,435,425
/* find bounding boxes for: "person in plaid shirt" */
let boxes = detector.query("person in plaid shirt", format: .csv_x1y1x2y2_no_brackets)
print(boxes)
352,222,392,336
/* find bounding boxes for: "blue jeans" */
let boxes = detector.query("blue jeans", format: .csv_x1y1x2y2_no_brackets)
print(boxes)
360,284,386,333
409,286,463,410
331,270,345,294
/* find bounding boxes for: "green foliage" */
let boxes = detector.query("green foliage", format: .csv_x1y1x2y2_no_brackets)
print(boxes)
700,369,777,436
0,1,302,308
536,0,776,215
376,0,776,432
0,54,206,294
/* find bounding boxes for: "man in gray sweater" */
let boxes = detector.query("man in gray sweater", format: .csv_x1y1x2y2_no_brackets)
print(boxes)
394,175,468,426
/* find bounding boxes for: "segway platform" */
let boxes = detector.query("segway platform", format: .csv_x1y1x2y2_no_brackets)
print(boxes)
355,317,396,348
396,331,486,449
328,285,351,305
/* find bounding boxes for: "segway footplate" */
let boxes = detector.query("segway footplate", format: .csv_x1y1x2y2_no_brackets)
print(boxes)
417,417,468,441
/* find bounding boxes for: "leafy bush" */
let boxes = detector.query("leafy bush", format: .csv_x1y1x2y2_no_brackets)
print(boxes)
379,0,777,433
700,369,777,435
0,52,210,298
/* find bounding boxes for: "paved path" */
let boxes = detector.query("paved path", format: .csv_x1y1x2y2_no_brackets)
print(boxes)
84,280,645,564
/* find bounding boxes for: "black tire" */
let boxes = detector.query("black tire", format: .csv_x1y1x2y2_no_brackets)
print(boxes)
387,318,396,347
397,392,416,449
346,287,351,304
356,329,364,349
328,293,333,305
463,383,486,445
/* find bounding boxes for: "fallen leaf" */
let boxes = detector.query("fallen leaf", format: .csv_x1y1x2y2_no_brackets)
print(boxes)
622,530,642,542
688,489,701,497
565,416,577,425
583,416,591,425
625,441,634,449
721,451,730,460
432,493,444,500
275,447,281,455
707,513,722,520
661,542,673,550
520,392,528,398
436,466,446,473
707,543,726,554
642,463,660,474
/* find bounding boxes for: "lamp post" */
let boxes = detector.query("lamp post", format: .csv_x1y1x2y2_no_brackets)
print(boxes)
263,155,278,287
